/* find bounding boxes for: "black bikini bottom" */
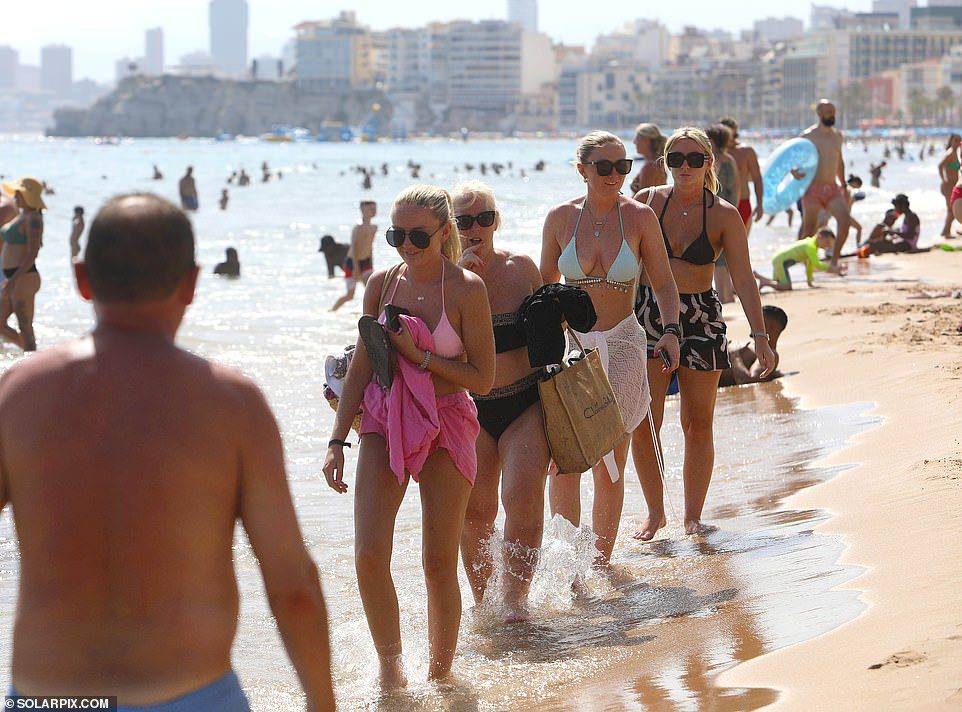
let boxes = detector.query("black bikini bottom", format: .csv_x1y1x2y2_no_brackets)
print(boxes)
471,372,542,441
3,265,38,279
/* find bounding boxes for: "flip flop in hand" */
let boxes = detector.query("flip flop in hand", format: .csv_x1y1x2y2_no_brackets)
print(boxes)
358,315,394,388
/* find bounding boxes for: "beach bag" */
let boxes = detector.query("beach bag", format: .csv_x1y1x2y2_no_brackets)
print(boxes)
539,328,625,475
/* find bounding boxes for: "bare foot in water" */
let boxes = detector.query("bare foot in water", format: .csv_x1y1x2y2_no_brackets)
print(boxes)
632,515,667,541
684,519,718,536
379,654,407,690
504,601,531,624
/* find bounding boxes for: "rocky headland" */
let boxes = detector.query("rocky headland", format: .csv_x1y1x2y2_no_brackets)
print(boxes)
47,75,392,138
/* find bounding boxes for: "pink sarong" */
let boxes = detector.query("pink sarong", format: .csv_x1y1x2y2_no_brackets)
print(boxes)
360,314,479,485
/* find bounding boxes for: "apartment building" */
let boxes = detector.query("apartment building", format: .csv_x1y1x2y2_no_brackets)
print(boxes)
295,12,375,91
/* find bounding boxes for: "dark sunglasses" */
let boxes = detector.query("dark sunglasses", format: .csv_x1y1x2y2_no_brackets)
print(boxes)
386,224,442,249
583,159,633,176
666,152,710,169
455,210,496,230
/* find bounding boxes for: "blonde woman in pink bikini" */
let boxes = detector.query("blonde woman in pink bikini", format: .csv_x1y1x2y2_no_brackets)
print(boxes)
323,185,494,689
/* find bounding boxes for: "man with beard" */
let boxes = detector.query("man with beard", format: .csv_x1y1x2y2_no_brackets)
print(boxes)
799,100,849,271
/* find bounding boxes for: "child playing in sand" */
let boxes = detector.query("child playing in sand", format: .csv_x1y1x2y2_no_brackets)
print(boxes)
755,229,844,291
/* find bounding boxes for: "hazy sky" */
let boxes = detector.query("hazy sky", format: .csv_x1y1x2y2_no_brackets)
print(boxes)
3,0,873,82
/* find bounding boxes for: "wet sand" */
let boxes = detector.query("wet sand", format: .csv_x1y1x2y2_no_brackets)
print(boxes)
708,249,962,709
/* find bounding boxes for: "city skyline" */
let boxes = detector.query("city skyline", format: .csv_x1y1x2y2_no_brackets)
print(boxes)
3,0,876,82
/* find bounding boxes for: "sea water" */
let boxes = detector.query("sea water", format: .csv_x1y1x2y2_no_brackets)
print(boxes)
0,134,939,708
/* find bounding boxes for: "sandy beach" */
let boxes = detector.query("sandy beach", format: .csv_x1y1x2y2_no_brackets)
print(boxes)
714,248,962,709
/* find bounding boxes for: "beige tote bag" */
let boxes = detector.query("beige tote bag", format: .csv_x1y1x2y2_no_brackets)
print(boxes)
539,329,626,474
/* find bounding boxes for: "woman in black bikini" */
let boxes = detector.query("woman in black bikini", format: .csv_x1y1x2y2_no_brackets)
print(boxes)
632,127,775,540
452,180,549,621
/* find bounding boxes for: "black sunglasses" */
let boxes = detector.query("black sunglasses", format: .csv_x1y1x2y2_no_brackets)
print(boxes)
666,152,710,169
455,210,496,230
386,224,442,249
583,159,633,176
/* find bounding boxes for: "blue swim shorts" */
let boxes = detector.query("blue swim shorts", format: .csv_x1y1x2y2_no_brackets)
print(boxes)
7,670,250,711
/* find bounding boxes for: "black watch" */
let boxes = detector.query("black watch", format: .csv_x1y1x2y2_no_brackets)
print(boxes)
328,438,352,449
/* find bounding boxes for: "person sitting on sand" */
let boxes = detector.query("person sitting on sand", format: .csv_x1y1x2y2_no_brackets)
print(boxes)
0,194,335,710
214,247,240,277
865,194,920,255
719,305,787,387
755,229,843,291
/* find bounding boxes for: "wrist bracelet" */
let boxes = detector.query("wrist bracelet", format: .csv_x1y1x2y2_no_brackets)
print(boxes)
664,322,682,338
329,438,351,449
751,332,770,340
418,350,432,370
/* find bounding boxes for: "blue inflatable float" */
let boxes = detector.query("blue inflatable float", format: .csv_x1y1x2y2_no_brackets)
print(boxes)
761,138,819,214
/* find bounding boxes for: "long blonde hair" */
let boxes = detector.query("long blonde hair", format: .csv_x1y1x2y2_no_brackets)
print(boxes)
664,127,719,195
393,184,462,262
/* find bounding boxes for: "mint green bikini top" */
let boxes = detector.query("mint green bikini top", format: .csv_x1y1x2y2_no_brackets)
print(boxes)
1,221,26,245
558,200,637,293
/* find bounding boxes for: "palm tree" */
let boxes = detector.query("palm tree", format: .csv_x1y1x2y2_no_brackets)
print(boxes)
936,85,955,125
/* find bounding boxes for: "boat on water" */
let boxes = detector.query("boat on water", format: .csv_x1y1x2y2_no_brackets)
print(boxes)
260,126,311,143
316,124,355,142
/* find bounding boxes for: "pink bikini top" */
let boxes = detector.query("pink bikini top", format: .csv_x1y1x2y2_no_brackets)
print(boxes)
386,261,464,359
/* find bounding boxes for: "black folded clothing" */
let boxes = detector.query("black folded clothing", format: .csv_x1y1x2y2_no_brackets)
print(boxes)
520,284,597,367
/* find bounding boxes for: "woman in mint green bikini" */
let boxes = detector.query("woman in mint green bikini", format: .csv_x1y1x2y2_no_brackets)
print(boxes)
0,177,45,351
540,131,681,565
938,134,960,238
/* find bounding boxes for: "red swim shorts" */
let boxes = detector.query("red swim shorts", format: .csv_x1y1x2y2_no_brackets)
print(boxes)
737,199,752,225
951,185,962,209
801,182,844,211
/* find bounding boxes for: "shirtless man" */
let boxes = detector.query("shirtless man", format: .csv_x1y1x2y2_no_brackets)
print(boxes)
179,166,198,211
69,205,85,258
331,200,377,312
799,100,850,269
719,117,763,234
718,305,787,387
0,194,335,710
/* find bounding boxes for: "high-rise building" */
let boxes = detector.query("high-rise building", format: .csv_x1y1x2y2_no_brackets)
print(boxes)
209,0,249,75
811,4,854,30
0,46,18,88
40,45,73,95
294,12,375,91
753,16,805,43
508,0,538,33
145,27,164,75
872,1,917,29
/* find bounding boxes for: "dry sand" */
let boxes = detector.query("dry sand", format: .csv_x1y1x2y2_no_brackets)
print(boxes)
718,248,962,709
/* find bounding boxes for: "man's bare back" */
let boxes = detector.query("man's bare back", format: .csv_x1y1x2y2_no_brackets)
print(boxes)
728,144,759,202
0,194,334,709
1,334,250,700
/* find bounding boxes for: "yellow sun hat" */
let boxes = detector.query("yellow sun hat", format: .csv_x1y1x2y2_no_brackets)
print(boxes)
1,177,47,211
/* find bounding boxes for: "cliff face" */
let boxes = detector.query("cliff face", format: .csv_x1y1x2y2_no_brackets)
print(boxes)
48,75,392,138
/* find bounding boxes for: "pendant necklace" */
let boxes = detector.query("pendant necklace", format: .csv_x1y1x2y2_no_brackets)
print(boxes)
586,202,614,237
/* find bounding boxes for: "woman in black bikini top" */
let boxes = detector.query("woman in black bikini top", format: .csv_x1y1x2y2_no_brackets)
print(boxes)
451,180,549,622
631,127,776,543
